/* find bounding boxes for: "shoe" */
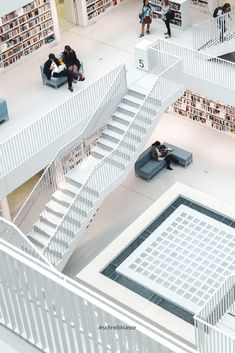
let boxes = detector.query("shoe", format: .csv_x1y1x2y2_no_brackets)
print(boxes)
165,35,171,39
72,79,77,83
164,32,168,35
146,30,150,34
79,77,85,81
68,86,73,92
139,33,144,38
167,166,173,170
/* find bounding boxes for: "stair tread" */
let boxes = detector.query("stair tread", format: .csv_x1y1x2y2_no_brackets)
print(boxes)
47,200,68,214
59,180,81,195
128,85,149,97
91,145,110,157
29,230,50,248
118,103,138,114
108,120,127,131
35,220,56,236
103,129,123,141
41,210,62,225
123,94,144,105
66,155,100,185
53,190,74,204
97,137,118,150
112,111,133,124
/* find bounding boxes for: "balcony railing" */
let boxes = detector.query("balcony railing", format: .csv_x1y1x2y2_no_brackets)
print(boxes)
194,274,235,353
193,11,235,51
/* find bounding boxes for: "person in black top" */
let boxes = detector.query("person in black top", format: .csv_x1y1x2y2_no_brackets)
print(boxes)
43,53,78,92
151,141,177,170
62,46,85,81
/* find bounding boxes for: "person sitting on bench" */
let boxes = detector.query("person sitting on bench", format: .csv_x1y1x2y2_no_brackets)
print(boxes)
151,141,177,171
43,53,78,92
62,46,85,81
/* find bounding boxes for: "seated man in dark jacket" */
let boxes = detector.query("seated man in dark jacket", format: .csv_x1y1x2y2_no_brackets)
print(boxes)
43,53,78,92
151,141,177,171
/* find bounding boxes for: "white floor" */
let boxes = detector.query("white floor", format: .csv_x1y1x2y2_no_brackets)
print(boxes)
1,1,233,352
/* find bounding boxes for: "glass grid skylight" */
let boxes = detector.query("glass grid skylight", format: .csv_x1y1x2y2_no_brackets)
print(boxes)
117,205,235,313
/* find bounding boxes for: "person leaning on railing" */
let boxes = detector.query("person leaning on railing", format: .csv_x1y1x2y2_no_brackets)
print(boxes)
213,3,231,42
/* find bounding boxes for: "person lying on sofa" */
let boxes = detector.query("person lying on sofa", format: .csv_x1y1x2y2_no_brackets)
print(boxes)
151,141,176,171
43,53,78,92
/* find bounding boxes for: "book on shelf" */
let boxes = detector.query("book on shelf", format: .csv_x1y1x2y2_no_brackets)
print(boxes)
0,0,55,69
171,90,235,134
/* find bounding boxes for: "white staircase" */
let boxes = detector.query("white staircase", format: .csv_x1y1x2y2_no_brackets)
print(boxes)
27,89,153,268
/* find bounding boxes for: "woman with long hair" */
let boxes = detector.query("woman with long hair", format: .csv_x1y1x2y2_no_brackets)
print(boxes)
62,45,85,81
161,0,171,38
139,0,152,38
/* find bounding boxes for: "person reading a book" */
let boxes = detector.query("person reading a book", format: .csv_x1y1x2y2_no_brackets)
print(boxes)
151,141,177,170
43,53,78,92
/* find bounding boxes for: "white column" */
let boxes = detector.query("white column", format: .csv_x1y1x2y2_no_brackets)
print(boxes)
0,197,11,221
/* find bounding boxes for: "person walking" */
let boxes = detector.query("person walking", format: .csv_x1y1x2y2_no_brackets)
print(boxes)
161,0,171,38
139,0,152,38
213,3,231,42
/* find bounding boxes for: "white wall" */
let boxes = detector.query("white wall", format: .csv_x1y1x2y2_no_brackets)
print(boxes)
0,0,30,17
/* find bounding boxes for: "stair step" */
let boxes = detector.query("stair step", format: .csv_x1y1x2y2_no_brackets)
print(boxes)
46,200,68,217
128,88,147,100
34,220,56,238
59,180,81,196
97,137,117,151
91,145,110,159
102,129,123,143
40,210,62,227
122,94,143,108
65,178,99,198
28,233,63,261
112,111,132,126
66,155,100,186
52,190,74,207
29,230,50,248
118,103,138,116
108,120,126,134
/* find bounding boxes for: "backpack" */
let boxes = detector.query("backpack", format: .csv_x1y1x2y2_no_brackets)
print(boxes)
167,9,175,20
213,7,222,18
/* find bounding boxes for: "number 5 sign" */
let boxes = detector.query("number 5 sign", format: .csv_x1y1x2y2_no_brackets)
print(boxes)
134,39,151,72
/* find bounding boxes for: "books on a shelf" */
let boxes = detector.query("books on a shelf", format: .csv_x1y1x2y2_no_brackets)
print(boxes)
171,90,235,134
149,0,190,28
0,0,55,69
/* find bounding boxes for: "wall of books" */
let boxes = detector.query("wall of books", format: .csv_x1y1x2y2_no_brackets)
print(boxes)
171,90,235,134
0,0,56,69
149,0,191,29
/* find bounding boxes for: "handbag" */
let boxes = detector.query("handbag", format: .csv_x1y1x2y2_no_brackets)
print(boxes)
139,12,143,19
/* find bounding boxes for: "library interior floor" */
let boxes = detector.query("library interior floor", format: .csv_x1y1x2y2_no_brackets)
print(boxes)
0,1,235,352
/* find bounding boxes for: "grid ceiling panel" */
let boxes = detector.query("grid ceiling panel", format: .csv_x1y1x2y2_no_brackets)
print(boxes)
117,205,235,313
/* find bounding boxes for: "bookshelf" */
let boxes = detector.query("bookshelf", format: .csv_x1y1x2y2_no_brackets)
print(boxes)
171,90,235,134
149,0,191,29
0,0,57,70
86,0,124,22
190,0,208,12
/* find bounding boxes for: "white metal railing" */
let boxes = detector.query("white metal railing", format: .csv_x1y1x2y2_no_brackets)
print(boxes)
13,64,127,234
150,39,235,90
193,11,235,51
0,217,51,265
0,237,195,353
0,65,126,179
42,60,184,265
194,275,235,353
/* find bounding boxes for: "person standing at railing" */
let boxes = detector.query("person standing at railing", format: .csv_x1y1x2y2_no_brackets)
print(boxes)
213,3,231,42
139,0,152,38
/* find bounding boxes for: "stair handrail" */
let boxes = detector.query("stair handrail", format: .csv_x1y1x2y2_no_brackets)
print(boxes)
0,217,52,266
14,64,127,233
42,59,184,261
193,11,235,50
0,64,126,179
149,39,235,90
